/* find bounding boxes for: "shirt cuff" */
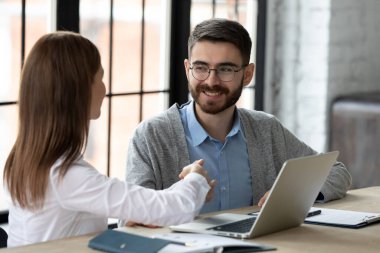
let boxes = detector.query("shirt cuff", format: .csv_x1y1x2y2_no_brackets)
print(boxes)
183,173,209,189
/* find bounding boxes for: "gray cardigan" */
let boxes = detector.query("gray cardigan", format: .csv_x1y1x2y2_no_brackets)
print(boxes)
126,103,352,204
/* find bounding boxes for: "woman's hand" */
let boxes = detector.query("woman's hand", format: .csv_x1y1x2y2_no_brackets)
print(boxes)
179,159,216,202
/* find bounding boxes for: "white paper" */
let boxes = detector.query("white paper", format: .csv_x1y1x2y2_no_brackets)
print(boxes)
305,207,380,226
154,233,265,253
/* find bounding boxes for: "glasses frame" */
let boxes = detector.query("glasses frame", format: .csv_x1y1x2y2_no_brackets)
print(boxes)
189,64,248,82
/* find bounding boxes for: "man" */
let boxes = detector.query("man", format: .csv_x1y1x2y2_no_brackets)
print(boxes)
126,18,352,213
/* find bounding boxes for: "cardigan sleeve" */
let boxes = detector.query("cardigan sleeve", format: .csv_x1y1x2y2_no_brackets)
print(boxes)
126,125,158,189
270,117,352,202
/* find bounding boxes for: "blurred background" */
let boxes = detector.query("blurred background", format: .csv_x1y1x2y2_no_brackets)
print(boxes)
1,0,380,225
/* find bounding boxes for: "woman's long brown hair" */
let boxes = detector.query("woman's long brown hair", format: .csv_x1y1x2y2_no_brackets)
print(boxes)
3,31,101,210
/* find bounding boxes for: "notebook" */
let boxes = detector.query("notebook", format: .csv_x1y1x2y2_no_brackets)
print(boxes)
305,207,380,228
88,230,170,253
170,151,339,239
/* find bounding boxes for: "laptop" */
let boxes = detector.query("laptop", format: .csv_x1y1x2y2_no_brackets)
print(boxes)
170,151,339,239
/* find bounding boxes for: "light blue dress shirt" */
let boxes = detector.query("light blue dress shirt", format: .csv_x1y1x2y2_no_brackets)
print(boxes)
179,101,253,213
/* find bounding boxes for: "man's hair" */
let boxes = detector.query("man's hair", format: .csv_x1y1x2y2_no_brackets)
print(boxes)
188,18,252,64
4,31,101,210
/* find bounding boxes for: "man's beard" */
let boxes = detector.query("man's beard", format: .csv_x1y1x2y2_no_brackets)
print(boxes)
189,80,243,114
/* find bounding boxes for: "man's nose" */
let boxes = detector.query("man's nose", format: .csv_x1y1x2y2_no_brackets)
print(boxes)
205,69,221,85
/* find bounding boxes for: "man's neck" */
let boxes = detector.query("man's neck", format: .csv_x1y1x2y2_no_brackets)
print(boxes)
194,104,236,142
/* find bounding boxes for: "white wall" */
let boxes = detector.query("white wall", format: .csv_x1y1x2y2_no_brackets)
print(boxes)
327,0,380,105
265,0,330,151
265,0,380,152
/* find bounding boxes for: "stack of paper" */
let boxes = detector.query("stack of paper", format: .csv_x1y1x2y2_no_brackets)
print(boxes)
154,233,275,253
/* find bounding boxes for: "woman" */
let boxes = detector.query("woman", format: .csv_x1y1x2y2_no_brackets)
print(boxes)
3,31,212,247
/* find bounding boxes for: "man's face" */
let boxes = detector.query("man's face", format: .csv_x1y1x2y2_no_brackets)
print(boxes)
185,41,254,115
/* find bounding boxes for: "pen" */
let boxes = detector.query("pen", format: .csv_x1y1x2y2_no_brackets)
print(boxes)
160,239,191,247
307,209,321,218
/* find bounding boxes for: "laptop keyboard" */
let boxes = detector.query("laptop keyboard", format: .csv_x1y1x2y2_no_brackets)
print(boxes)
207,217,256,233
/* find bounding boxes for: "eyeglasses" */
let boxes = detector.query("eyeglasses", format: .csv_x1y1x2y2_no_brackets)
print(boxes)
189,63,247,82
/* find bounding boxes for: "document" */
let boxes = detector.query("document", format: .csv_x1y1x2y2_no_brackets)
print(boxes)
305,207,380,228
153,233,276,253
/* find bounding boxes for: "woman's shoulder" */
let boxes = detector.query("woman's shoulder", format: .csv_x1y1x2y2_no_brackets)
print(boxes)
49,156,108,196
50,156,98,181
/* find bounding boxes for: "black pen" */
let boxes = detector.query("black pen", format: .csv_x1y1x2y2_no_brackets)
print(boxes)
307,209,321,218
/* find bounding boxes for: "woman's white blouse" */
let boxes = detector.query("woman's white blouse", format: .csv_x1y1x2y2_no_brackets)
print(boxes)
7,158,209,247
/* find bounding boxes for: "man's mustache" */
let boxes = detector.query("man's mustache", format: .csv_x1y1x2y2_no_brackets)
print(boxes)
196,85,229,94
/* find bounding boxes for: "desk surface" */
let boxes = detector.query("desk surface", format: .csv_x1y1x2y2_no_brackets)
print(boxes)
2,186,380,252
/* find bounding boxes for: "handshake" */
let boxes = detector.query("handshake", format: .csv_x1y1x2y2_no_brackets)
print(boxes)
126,159,216,228
179,159,217,203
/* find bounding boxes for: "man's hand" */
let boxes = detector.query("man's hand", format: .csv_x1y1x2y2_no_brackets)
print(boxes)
258,190,270,207
179,159,217,202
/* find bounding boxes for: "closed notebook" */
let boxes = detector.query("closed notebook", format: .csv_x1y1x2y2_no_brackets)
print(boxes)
88,230,170,253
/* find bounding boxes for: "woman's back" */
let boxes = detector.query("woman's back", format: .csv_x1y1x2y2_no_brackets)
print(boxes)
7,158,107,246
7,156,210,247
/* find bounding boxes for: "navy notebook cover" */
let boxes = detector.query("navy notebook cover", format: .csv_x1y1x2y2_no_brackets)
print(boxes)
88,230,170,253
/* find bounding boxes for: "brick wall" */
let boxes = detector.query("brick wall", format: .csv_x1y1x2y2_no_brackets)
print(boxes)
328,0,380,106
265,0,380,152
265,0,330,151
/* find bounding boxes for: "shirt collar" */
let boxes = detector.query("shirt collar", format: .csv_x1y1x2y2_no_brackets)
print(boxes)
186,101,244,146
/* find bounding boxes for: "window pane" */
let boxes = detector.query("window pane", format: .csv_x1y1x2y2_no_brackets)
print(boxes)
0,0,50,212
0,0,49,103
25,0,51,55
0,0,21,102
110,96,141,180
0,105,18,211
112,0,142,93
142,92,168,120
238,87,255,109
80,0,111,93
143,0,167,92
84,98,109,176
190,1,213,25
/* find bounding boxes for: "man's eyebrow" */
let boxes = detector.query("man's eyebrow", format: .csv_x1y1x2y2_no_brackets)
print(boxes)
191,60,208,65
191,61,239,67
218,62,239,67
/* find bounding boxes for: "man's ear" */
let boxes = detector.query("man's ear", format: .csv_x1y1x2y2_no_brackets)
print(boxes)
184,59,190,81
242,63,255,86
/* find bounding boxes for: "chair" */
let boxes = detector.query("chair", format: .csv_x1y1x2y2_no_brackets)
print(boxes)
0,227,7,248
330,93,380,189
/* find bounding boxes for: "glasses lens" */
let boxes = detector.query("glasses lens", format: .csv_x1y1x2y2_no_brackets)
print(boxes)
191,64,242,81
217,66,235,81
192,64,209,81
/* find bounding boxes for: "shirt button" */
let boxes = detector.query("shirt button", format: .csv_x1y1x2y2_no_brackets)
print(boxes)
221,187,226,191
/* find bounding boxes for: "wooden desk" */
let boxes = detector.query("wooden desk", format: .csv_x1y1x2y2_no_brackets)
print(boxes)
2,187,380,252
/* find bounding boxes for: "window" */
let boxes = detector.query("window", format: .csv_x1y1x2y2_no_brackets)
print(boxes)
0,0,52,214
0,0,265,221
80,0,170,179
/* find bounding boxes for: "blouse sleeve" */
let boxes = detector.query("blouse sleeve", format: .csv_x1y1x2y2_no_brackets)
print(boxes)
50,159,210,226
